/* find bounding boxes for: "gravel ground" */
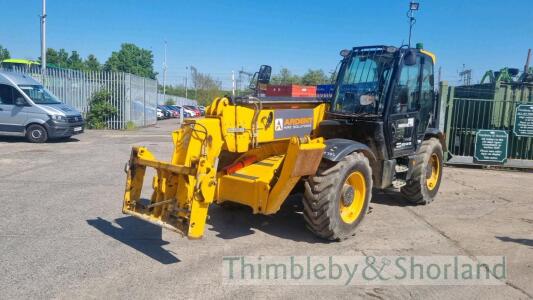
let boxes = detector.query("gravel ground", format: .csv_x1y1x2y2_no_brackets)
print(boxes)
1,119,532,299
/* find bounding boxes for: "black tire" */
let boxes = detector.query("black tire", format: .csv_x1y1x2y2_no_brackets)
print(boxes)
401,138,443,205
303,152,372,241
26,124,48,143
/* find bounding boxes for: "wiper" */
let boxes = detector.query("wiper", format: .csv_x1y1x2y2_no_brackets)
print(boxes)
326,111,378,118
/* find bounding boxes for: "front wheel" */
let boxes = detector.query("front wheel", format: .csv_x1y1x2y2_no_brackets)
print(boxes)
26,124,48,143
303,152,372,241
401,138,443,205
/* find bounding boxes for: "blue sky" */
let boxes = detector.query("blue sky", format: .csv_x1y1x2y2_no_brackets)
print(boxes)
1,0,532,88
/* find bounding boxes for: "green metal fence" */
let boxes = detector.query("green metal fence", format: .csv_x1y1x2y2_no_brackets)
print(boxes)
441,81,533,168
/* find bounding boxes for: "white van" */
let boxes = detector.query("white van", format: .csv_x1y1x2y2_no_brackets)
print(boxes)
0,71,84,143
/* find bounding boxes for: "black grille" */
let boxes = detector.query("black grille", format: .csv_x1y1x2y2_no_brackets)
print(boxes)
67,115,83,123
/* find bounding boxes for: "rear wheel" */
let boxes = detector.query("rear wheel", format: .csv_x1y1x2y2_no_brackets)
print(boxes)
26,124,48,143
303,152,372,240
401,138,443,204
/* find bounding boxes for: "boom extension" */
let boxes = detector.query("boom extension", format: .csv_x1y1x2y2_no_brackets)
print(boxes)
123,97,327,239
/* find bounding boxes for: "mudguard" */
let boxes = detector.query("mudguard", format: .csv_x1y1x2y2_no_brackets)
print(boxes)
322,138,376,163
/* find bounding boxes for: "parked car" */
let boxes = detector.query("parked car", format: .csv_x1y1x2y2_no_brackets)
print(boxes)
0,70,84,143
157,108,164,120
157,105,173,119
184,105,201,117
180,105,196,118
198,106,206,116
167,105,183,118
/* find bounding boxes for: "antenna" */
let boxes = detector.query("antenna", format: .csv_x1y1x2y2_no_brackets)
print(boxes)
407,1,419,48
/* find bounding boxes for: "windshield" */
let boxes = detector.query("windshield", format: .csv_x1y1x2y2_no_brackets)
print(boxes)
19,85,62,104
332,50,395,115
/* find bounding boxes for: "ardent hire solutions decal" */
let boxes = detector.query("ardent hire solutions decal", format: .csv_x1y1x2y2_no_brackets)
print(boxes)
274,109,314,139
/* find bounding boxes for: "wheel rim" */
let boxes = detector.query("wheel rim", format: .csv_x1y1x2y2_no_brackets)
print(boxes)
426,153,440,190
31,129,42,139
339,171,366,224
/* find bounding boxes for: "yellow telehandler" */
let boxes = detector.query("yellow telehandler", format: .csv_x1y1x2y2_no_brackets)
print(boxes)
123,45,445,240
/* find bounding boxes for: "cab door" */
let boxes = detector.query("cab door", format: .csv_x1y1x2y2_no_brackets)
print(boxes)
387,55,422,158
0,84,27,134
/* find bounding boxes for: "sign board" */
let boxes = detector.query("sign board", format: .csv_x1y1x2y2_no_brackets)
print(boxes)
274,109,314,139
474,130,508,164
513,104,533,137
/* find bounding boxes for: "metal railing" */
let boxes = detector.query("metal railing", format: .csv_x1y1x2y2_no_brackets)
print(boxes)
157,93,197,106
2,66,158,129
442,81,533,168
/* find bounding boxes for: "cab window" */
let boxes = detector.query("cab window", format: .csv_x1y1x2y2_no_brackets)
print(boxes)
0,84,24,105
418,57,435,134
391,56,421,114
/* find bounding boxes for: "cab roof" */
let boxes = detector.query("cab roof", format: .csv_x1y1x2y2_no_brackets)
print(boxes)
0,70,41,86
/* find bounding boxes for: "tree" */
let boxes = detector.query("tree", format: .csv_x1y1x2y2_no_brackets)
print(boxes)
67,51,84,70
46,48,69,68
164,99,176,105
86,89,117,129
270,68,301,85
301,69,328,85
84,54,101,71
0,45,10,61
104,43,157,79
191,69,223,105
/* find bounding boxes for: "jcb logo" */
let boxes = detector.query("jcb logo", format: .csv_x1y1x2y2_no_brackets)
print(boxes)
275,118,284,131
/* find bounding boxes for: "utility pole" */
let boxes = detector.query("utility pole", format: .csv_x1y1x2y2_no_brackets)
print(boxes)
185,66,188,99
162,41,167,101
459,64,472,86
524,48,532,74
40,0,47,75
232,71,236,97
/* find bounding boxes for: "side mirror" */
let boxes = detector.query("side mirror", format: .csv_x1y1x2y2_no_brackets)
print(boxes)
248,72,258,90
404,49,418,66
257,65,272,84
360,94,376,106
15,97,27,106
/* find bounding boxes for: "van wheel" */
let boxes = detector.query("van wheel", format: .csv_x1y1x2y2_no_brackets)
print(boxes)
26,124,48,143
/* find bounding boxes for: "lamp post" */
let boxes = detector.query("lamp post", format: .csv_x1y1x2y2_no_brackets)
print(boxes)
407,1,419,48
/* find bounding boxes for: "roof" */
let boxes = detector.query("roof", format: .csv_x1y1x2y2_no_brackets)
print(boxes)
0,70,41,86
1,58,40,65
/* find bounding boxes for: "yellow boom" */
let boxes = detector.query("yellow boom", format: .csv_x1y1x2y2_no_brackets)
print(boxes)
123,97,327,239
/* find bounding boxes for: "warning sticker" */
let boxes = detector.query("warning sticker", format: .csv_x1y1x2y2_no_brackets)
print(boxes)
273,109,314,139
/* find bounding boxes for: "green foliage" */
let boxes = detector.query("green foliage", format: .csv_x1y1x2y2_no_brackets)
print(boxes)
104,43,157,79
46,48,69,67
125,121,136,131
84,54,101,71
270,68,329,85
67,50,84,70
301,69,329,85
270,68,301,85
86,90,117,129
160,68,232,106
164,99,176,105
45,48,101,71
0,45,10,61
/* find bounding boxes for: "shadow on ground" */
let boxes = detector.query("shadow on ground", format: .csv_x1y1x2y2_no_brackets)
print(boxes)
207,195,324,243
0,136,80,143
371,189,416,207
207,190,409,242
87,216,180,264
496,236,533,248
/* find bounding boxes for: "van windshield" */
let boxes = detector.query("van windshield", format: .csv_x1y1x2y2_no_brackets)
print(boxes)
19,85,61,104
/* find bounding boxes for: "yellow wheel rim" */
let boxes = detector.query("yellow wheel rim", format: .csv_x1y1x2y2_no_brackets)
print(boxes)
339,171,366,224
426,153,440,190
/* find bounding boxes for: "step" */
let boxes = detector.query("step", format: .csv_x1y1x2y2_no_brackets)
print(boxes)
392,179,407,189
395,164,409,173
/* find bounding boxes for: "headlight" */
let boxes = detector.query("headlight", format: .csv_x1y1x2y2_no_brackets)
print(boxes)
49,115,67,122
